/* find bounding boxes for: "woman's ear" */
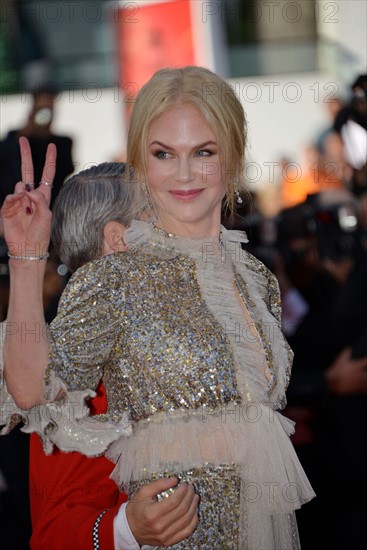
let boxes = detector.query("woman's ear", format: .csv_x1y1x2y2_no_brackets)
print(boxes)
102,221,127,255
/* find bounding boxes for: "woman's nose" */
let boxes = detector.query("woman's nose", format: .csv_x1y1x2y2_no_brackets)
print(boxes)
175,158,195,184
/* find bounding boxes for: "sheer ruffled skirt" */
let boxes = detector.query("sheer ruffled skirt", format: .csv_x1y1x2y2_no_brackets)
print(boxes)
107,404,314,549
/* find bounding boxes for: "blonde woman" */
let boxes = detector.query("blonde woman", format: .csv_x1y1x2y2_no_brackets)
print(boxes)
2,67,314,549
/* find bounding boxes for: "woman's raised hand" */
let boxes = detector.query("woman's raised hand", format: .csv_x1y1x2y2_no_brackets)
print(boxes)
1,136,57,258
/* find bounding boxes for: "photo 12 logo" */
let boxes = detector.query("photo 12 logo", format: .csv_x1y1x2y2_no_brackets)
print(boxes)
201,1,339,25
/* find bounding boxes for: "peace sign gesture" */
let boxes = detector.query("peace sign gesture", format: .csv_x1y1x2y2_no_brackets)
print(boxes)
1,137,57,259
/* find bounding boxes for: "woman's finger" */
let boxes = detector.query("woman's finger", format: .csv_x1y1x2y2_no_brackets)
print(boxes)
41,142,57,183
14,181,25,194
19,136,34,184
24,188,52,220
39,143,57,204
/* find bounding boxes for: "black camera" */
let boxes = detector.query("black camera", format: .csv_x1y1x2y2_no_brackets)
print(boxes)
304,193,359,262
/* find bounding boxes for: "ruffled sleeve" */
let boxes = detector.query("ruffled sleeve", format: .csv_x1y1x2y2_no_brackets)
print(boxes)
0,255,132,455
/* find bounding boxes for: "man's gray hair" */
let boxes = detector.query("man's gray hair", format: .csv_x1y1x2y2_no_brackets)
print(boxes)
52,162,136,273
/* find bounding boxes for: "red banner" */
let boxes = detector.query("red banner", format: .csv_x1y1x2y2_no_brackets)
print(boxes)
118,0,195,107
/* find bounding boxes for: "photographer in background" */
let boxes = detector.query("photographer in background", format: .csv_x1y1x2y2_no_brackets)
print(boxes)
0,84,74,209
274,191,367,549
278,190,365,383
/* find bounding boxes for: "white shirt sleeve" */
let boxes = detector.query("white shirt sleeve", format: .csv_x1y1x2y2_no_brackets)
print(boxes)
113,502,157,550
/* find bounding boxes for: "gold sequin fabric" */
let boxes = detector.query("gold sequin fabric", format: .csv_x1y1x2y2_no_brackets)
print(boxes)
50,248,242,422
48,220,292,420
128,463,242,550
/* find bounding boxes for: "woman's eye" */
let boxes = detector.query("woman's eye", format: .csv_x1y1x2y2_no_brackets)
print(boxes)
196,150,213,157
154,150,170,159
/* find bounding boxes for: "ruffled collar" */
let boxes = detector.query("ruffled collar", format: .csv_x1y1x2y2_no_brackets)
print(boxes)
123,220,249,263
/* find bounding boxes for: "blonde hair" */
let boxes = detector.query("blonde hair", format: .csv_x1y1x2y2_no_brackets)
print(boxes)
127,66,247,216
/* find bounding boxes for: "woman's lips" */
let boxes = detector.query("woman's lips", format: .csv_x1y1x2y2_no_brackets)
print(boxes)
169,189,204,199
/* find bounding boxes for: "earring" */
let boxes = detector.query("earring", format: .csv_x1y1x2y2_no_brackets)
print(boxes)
141,181,151,205
141,181,148,197
234,181,243,204
141,182,156,219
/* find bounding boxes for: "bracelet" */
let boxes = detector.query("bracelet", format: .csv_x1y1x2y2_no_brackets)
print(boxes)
8,252,49,261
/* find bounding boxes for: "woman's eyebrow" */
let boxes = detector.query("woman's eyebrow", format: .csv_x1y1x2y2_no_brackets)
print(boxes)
149,140,218,149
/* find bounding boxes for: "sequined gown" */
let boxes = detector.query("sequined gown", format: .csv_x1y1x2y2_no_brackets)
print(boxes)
0,221,314,549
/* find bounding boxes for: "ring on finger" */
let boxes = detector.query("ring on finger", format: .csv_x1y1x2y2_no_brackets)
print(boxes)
41,181,53,188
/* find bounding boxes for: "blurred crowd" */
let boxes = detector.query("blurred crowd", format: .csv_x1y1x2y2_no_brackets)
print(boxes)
0,74,366,549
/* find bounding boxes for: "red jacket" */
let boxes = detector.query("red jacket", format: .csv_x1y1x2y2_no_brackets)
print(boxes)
30,382,127,550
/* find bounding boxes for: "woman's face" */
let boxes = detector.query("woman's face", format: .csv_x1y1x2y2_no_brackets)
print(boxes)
146,103,226,236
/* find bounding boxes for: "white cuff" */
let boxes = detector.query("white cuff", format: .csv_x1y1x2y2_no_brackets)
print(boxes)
113,502,157,550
